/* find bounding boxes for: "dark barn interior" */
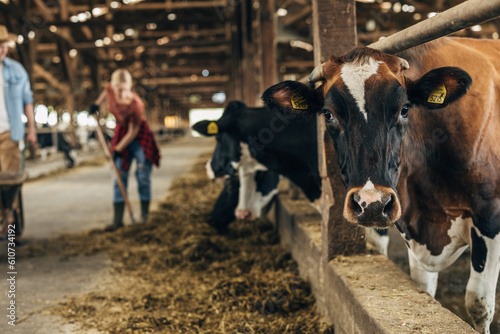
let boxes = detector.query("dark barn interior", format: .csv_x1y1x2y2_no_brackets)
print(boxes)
1,0,497,123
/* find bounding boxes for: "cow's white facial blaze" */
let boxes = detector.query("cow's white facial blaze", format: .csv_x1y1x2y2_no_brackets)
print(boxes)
205,159,216,180
340,57,382,121
235,143,278,221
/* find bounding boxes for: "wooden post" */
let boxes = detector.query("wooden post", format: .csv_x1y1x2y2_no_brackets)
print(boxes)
230,1,243,102
259,0,277,92
241,0,258,106
311,0,365,261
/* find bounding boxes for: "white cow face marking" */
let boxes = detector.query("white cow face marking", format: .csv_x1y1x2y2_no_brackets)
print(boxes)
205,159,216,180
340,57,382,121
235,143,278,220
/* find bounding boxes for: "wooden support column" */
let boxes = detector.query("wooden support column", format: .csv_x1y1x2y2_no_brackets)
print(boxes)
259,0,277,92
241,0,254,105
311,0,365,261
57,40,75,90
230,2,243,102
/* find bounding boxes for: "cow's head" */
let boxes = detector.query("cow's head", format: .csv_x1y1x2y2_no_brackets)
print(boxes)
263,47,472,229
193,116,241,179
192,105,280,221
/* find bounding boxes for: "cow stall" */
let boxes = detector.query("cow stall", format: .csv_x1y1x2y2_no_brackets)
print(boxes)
270,0,500,333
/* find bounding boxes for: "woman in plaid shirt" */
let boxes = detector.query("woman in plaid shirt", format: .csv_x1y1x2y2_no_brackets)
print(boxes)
91,69,160,231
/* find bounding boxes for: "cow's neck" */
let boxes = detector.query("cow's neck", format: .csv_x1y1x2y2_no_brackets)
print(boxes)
242,113,321,202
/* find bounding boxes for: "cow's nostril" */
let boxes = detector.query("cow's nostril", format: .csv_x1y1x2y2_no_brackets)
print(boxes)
351,193,363,215
383,194,394,216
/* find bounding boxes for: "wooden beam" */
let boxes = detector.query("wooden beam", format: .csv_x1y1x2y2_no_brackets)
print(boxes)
278,0,295,8
113,0,228,11
158,85,226,94
73,40,230,52
163,66,227,75
33,0,55,21
59,0,69,21
33,63,71,94
283,5,312,26
280,60,315,68
45,15,219,27
241,0,259,106
260,0,278,91
140,27,226,39
229,0,243,101
140,75,229,86
50,0,228,13
56,40,75,90
80,26,93,40
312,0,363,260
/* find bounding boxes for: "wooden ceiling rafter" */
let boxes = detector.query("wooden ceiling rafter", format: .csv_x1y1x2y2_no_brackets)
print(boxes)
3,0,492,123
283,5,311,26
140,74,229,86
47,0,229,15
73,39,230,50
33,63,71,94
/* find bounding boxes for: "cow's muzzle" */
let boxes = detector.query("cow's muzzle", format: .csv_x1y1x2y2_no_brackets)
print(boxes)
343,184,401,228
235,209,254,221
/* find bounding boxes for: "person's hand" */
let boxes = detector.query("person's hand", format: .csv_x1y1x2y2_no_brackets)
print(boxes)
89,104,100,115
26,127,37,146
112,148,122,160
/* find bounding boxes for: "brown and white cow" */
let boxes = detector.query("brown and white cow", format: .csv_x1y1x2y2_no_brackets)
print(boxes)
263,37,500,333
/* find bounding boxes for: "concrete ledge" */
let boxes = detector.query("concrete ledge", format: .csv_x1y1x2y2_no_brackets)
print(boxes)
270,193,475,334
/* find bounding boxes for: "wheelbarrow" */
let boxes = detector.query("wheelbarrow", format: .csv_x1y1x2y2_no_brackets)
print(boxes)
0,170,27,239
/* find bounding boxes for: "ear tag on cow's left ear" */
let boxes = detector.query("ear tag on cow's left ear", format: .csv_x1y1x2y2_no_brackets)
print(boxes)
427,84,447,104
291,93,308,110
207,121,218,135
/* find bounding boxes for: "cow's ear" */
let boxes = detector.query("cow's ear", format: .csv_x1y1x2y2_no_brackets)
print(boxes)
262,81,324,116
407,67,472,109
192,120,221,136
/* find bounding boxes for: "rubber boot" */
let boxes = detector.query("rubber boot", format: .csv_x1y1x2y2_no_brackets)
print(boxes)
141,201,150,223
105,202,125,231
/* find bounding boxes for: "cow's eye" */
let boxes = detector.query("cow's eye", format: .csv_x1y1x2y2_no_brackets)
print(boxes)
323,109,335,123
400,104,410,119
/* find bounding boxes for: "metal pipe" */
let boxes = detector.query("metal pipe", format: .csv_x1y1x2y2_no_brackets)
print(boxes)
368,0,500,54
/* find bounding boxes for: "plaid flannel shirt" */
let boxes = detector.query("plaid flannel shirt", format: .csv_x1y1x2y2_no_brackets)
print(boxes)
111,120,160,172
107,85,160,171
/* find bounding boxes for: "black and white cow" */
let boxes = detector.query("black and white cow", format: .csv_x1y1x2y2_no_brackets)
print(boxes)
194,100,390,254
193,100,321,217
263,37,500,333
207,161,280,231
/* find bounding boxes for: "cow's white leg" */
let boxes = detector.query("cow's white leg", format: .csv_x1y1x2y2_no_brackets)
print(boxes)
465,227,500,334
408,250,438,297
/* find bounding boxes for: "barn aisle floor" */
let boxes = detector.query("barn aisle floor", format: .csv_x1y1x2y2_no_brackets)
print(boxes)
0,135,215,334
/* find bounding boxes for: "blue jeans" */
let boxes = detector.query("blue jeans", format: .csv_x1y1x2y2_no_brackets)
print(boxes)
113,140,152,203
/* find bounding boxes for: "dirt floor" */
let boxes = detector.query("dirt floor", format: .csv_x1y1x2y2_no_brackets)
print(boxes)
10,154,333,334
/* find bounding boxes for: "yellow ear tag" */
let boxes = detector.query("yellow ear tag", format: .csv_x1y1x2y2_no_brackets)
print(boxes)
427,84,447,104
291,93,308,110
207,121,218,135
